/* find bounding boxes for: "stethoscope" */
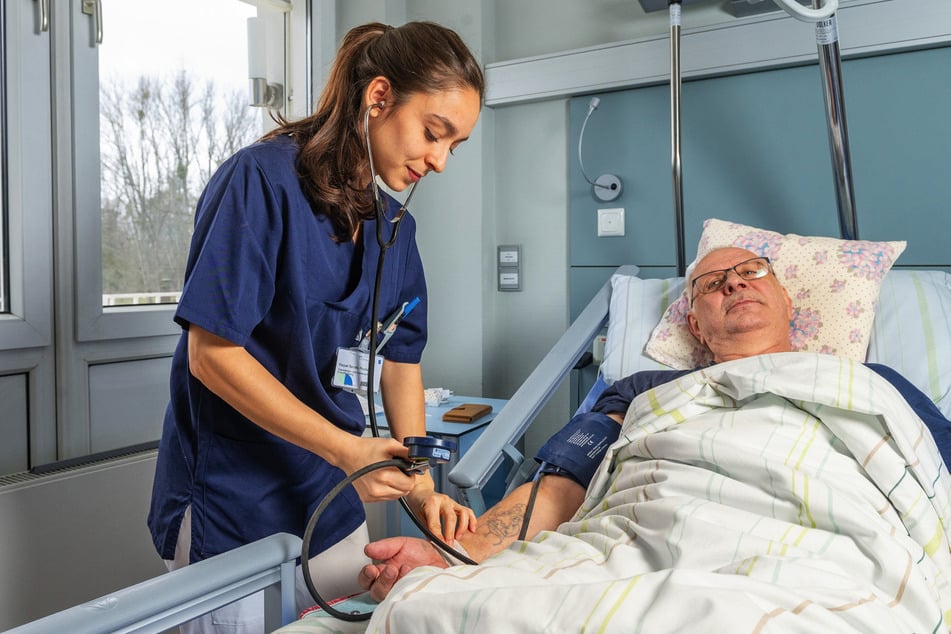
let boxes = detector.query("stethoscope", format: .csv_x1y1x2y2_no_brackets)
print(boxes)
301,101,476,622
363,100,417,245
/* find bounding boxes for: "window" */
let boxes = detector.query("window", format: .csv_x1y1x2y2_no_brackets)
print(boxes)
98,1,260,308
74,0,290,340
0,0,307,474
0,0,55,473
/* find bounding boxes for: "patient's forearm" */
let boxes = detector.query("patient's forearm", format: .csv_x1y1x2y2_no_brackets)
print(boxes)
458,475,585,562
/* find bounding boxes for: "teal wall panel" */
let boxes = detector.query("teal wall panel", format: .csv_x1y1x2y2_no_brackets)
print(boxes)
844,47,951,262
569,45,951,292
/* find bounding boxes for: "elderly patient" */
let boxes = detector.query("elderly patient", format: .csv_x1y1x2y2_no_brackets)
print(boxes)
356,247,951,632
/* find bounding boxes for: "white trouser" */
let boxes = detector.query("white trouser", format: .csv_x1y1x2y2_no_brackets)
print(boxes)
166,506,371,633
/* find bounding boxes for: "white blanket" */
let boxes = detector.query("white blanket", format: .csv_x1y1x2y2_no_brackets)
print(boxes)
288,353,951,633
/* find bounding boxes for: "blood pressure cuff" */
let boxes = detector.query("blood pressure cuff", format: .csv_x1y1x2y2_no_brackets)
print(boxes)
534,411,621,488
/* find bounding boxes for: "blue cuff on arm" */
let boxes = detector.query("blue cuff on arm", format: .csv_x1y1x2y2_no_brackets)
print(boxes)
534,412,622,488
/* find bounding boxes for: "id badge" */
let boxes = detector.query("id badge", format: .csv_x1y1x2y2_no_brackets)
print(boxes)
332,347,383,394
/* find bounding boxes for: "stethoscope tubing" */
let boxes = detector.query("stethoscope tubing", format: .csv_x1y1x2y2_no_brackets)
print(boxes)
300,104,475,620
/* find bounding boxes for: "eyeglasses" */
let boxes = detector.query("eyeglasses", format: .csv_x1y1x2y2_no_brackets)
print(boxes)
690,256,773,303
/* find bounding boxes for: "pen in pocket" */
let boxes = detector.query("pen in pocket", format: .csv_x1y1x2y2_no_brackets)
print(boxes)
358,297,421,352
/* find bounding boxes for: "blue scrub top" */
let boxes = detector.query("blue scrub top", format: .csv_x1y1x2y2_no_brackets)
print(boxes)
148,135,428,563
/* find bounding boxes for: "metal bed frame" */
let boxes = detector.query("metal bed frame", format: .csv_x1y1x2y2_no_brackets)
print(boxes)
6,533,301,633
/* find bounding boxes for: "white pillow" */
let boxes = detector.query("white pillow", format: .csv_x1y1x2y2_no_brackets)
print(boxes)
867,269,951,419
644,218,906,369
599,273,682,383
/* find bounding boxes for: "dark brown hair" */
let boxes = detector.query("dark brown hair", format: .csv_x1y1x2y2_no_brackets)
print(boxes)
262,21,485,239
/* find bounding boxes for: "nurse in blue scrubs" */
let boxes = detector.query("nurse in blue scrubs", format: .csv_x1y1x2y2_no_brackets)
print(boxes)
147,21,484,633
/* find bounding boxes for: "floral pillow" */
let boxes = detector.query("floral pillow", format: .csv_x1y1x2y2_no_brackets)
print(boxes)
644,218,906,369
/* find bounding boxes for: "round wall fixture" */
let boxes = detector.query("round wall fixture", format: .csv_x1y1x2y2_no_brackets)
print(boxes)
594,174,622,202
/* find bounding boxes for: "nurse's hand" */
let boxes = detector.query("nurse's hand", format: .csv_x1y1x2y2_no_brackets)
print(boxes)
359,537,445,602
335,436,418,502
404,482,477,544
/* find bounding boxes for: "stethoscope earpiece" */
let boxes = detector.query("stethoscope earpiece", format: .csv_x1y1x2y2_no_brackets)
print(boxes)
363,102,418,230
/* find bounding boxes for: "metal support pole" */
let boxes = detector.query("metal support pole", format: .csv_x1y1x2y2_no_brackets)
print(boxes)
669,1,686,275
814,7,859,240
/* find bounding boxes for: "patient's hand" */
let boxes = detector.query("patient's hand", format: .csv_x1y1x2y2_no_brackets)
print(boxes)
359,537,447,601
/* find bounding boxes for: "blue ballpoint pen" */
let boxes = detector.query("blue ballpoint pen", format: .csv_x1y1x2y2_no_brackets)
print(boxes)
375,297,420,353
357,297,421,352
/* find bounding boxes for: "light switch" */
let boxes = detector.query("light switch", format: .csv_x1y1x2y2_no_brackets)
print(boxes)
499,271,519,287
498,244,522,291
498,247,519,265
597,208,625,237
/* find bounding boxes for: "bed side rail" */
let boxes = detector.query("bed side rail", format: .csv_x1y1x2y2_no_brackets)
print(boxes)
7,532,302,634
448,268,627,514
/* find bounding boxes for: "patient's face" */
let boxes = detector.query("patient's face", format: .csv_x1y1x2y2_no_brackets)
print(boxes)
686,247,793,363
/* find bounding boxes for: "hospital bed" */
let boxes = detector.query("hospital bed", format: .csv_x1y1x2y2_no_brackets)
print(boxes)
272,229,951,631
15,256,947,633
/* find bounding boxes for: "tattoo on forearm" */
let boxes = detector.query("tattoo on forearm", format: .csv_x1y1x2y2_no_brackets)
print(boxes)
480,503,527,546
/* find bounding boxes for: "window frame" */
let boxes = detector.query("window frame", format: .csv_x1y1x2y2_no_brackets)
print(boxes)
0,0,56,468
0,0,53,352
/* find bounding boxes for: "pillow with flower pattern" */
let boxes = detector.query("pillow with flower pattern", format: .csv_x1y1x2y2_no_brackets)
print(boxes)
644,218,906,369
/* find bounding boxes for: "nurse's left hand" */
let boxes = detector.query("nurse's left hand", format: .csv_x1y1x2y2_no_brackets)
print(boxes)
404,484,477,544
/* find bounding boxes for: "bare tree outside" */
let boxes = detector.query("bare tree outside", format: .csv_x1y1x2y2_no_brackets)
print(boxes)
99,70,259,305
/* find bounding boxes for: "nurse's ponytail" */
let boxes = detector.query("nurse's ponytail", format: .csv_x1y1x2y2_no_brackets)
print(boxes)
263,21,484,240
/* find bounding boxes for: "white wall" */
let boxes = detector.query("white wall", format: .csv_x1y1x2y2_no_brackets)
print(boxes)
334,2,493,397
490,0,729,61
482,98,570,451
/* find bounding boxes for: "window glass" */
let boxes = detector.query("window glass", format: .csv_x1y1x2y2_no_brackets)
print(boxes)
98,0,261,307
